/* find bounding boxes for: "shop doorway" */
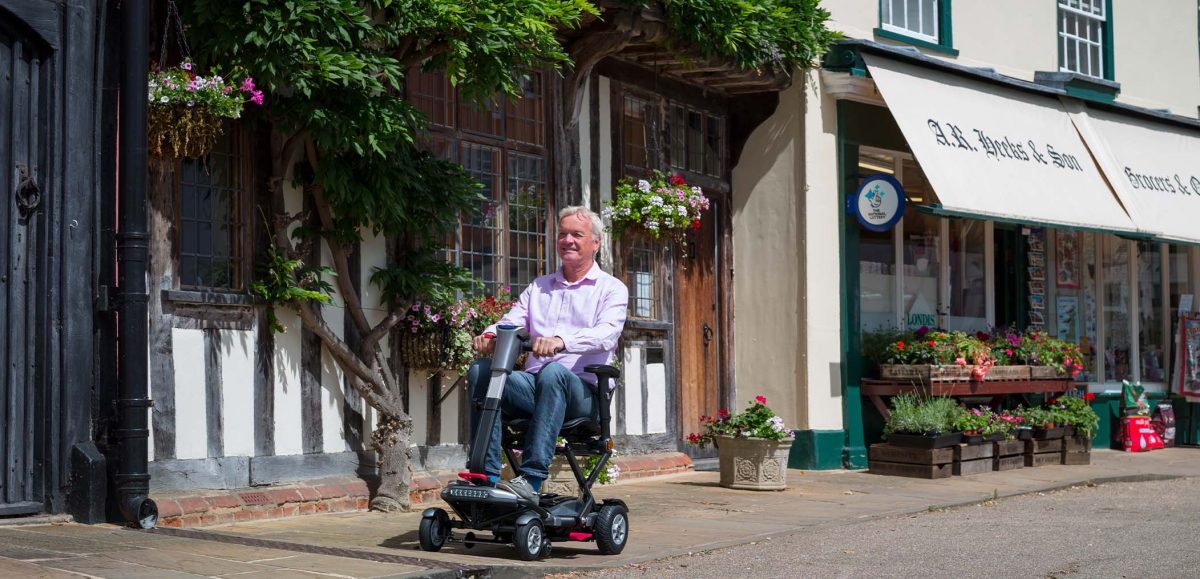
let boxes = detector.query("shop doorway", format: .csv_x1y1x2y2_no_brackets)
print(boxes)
993,225,1027,330
675,200,722,458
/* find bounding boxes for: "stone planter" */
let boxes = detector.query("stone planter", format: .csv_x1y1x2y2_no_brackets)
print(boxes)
715,436,793,491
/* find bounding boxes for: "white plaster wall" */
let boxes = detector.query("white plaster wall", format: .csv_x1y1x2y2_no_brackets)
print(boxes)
622,348,644,435
580,75,592,207
172,328,208,459
730,80,808,430
221,329,256,457
273,309,304,456
1111,1,1200,118
645,359,667,434
824,0,1200,117
409,371,429,447
803,80,848,431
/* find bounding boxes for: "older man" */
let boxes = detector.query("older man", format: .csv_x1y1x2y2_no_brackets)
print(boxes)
468,205,628,502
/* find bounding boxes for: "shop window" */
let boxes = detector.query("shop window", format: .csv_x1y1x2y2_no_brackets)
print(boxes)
175,124,249,290
878,0,955,54
902,208,941,329
1050,230,1099,382
1058,0,1111,79
1137,241,1166,382
1102,235,1133,382
409,69,553,297
947,218,986,332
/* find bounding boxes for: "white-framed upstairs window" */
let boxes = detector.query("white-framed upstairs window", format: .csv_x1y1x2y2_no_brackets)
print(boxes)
881,0,941,44
1058,0,1109,79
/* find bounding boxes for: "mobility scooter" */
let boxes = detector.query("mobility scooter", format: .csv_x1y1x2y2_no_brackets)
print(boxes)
417,325,628,560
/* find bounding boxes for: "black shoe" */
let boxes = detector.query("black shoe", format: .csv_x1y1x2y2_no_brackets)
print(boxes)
497,475,539,503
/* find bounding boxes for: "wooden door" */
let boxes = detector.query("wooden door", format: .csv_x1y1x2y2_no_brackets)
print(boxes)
0,13,46,515
675,200,721,456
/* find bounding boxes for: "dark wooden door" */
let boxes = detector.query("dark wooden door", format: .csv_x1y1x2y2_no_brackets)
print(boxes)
675,200,721,457
0,14,46,515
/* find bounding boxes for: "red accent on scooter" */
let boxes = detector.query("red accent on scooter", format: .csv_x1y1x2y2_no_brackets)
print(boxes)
458,472,490,483
568,532,593,541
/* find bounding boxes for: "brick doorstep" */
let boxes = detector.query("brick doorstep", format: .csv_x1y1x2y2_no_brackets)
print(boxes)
151,452,692,528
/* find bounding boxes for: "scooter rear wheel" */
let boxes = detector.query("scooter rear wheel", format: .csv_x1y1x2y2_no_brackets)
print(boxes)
594,503,629,555
514,519,545,561
418,509,451,552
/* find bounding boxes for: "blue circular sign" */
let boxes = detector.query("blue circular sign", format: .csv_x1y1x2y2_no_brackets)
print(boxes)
852,174,906,232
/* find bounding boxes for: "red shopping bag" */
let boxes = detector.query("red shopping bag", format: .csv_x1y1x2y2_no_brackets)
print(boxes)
1123,416,1164,452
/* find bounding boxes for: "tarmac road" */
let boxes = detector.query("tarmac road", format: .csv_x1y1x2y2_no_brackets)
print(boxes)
561,476,1200,579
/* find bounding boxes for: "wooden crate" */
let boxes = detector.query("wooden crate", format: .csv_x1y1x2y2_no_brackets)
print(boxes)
1064,435,1092,453
993,439,1025,457
994,455,1025,471
954,443,995,461
1025,438,1064,453
1029,366,1068,380
879,364,973,382
1025,452,1062,467
869,461,953,479
868,443,954,479
984,365,1031,381
869,444,954,464
1062,451,1091,465
954,458,994,476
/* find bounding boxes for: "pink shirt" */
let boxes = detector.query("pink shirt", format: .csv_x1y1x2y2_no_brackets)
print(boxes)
487,262,628,382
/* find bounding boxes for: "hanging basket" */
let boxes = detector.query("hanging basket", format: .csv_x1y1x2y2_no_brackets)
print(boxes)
397,327,451,370
148,104,223,159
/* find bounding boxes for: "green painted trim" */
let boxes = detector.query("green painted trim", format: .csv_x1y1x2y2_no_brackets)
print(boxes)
1064,84,1117,103
873,28,960,56
939,0,953,49
789,430,846,470
837,101,868,470
1103,0,1114,81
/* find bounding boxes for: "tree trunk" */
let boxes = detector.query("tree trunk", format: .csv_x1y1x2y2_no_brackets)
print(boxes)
369,414,414,512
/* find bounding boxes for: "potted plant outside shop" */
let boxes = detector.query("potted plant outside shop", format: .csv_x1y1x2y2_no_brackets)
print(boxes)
881,393,963,449
867,326,1086,383
148,61,263,158
686,396,794,491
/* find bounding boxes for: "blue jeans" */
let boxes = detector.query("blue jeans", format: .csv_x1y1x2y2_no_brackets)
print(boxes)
468,360,598,482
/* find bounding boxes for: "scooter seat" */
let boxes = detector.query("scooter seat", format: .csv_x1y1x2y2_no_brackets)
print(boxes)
504,416,601,440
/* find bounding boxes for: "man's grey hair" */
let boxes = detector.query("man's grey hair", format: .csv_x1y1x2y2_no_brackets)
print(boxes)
559,205,604,245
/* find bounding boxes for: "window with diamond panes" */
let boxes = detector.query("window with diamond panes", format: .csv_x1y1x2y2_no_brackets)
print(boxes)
409,68,552,297
1058,0,1107,78
176,124,248,290
460,142,503,295
881,0,939,43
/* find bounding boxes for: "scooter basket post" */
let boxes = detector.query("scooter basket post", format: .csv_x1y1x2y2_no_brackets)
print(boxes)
466,325,528,474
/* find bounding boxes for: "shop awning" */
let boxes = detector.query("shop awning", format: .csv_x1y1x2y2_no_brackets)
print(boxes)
861,54,1139,234
1066,104,1200,245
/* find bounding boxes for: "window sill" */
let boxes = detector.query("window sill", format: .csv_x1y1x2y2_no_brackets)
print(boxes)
625,319,671,332
163,289,261,307
873,28,959,57
1033,71,1120,103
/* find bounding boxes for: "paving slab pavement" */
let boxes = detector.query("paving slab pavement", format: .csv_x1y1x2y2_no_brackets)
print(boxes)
2,447,1199,578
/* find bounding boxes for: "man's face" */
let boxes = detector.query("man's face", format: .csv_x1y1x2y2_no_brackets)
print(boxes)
557,213,599,266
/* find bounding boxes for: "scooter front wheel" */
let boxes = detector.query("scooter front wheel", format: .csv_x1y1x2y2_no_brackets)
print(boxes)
418,509,451,551
594,503,629,555
514,518,545,561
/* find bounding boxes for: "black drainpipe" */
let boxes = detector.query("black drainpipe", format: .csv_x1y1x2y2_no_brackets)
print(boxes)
115,0,157,529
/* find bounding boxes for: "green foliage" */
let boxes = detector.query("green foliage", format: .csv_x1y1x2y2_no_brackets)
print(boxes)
883,393,961,437
952,407,989,434
686,395,794,446
249,245,335,332
1051,395,1100,438
648,0,839,71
